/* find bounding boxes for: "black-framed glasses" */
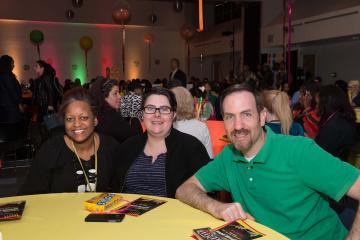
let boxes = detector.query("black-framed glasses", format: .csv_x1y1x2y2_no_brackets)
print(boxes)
143,105,172,115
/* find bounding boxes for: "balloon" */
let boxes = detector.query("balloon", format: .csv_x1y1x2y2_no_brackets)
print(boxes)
66,9,74,20
79,36,93,51
180,24,196,41
112,7,131,24
144,33,154,44
150,13,157,24
29,30,44,44
72,0,83,8
173,0,183,12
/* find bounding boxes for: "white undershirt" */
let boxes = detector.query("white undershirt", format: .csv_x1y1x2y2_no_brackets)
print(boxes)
245,155,256,162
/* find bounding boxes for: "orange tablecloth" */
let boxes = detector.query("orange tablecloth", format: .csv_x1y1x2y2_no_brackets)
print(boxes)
206,120,228,157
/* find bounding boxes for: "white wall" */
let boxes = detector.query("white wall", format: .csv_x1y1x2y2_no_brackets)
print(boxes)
0,19,185,83
297,40,360,84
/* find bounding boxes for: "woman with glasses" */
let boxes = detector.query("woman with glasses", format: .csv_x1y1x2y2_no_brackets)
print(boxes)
21,88,119,194
112,87,210,198
89,77,139,144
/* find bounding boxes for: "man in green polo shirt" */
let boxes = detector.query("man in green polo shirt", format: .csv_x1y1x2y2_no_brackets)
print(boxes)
176,84,360,239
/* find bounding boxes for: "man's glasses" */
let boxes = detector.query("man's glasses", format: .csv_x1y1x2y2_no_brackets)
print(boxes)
143,105,172,115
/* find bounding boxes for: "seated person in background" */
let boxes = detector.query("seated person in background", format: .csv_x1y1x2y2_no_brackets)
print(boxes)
176,84,360,240
120,80,143,120
293,80,320,138
348,80,360,107
171,86,213,158
89,78,140,142
112,87,210,198
316,85,357,162
21,88,119,194
262,90,304,136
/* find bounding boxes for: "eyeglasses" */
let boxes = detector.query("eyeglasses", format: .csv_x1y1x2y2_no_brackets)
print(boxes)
143,105,172,115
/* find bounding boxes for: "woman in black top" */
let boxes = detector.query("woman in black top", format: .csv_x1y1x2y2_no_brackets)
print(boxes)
21,88,119,194
315,85,357,162
112,87,210,198
89,78,140,143
0,55,23,123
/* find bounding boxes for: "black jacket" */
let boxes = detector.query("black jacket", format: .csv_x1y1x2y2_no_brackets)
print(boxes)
21,133,119,195
0,72,23,122
315,114,357,162
96,105,139,144
112,128,210,198
169,69,187,87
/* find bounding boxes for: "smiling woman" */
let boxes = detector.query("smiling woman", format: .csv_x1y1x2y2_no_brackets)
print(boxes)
112,87,211,198
21,88,120,194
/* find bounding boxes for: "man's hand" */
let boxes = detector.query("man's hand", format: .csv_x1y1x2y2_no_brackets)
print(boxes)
208,201,255,222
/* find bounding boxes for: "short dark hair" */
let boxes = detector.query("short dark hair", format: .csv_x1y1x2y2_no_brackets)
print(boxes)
142,87,177,112
220,83,264,115
171,58,180,67
60,87,97,117
0,55,14,73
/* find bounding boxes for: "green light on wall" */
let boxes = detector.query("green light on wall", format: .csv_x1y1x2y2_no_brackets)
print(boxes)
71,56,86,85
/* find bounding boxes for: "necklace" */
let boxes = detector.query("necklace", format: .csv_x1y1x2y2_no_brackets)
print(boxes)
71,135,98,192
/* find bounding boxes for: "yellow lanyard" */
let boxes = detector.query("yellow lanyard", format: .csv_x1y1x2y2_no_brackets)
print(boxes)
71,135,98,192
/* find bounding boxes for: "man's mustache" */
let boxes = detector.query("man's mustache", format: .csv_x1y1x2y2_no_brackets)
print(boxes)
231,129,250,136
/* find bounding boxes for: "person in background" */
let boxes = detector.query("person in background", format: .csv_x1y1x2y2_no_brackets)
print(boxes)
262,90,304,136
21,88,119,194
32,60,56,122
293,80,320,138
348,80,360,107
0,55,23,123
89,78,139,143
169,58,187,87
176,83,360,240
204,81,217,108
120,80,143,120
171,86,213,158
316,85,357,162
335,80,348,95
112,87,210,198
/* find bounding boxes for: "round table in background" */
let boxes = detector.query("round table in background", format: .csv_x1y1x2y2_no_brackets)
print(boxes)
0,193,288,240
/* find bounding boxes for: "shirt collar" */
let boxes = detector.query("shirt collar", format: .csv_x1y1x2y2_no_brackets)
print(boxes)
232,125,274,164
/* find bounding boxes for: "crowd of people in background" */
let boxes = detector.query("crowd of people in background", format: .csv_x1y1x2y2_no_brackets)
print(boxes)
2,53,360,238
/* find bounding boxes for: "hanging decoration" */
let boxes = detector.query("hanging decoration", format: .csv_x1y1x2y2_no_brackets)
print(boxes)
29,30,44,60
144,33,154,72
180,24,196,76
173,0,183,13
149,13,157,24
112,6,131,74
79,36,93,82
66,9,74,20
72,0,83,8
287,0,293,86
197,0,204,32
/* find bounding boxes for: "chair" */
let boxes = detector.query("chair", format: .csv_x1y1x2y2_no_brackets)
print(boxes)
0,122,32,171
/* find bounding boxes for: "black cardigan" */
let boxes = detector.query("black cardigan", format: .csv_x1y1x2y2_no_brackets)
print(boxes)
96,106,139,144
112,128,210,198
21,133,119,195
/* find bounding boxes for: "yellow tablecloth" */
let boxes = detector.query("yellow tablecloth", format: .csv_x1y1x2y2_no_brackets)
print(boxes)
0,193,288,240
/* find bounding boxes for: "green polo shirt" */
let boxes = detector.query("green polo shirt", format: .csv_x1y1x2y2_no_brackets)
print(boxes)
195,126,359,240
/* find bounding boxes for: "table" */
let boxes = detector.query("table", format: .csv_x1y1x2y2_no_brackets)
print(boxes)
0,193,288,240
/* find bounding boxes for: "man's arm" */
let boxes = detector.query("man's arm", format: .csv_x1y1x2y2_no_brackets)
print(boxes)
346,176,360,240
176,176,254,222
